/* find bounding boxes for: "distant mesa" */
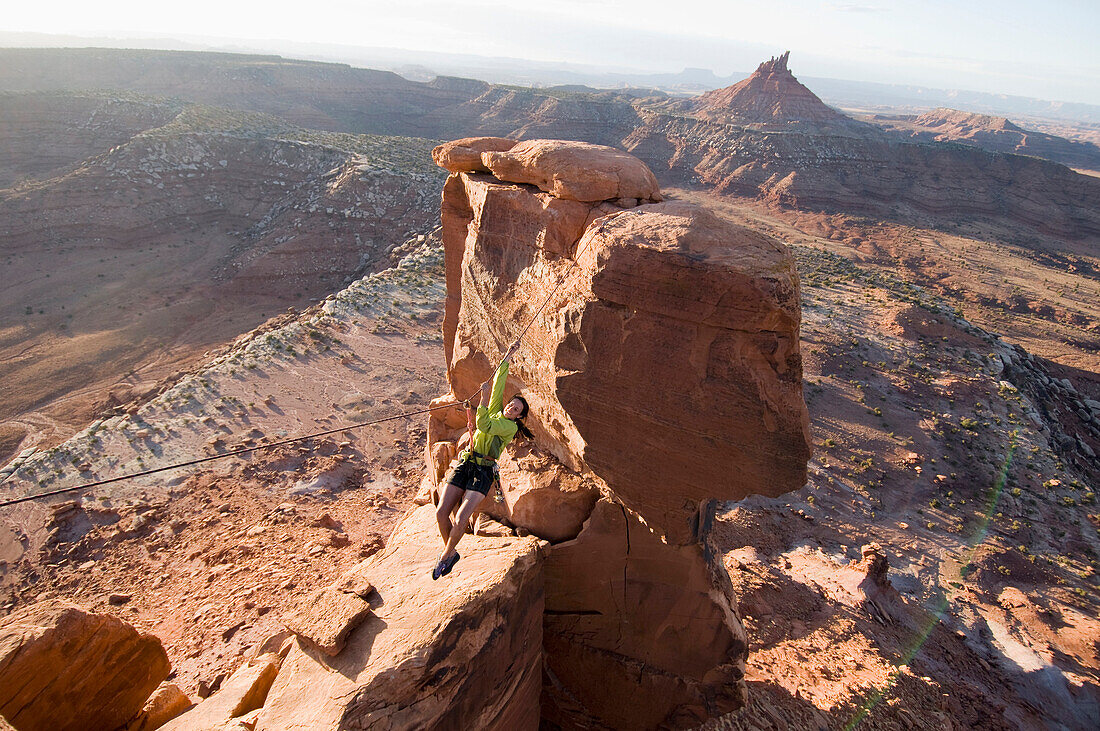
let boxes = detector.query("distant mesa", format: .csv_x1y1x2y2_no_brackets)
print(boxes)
914,107,1023,133
692,51,845,126
875,106,1100,173
623,54,1100,239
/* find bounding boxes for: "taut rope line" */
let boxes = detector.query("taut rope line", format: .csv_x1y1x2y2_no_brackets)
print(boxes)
1,232,600,509
0,403,449,508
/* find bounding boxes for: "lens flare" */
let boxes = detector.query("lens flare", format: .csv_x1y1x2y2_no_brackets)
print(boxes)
844,436,1018,729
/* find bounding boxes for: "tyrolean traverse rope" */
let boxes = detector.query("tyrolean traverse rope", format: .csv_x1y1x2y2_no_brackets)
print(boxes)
0,232,600,509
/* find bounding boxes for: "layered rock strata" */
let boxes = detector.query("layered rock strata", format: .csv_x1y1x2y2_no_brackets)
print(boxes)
6,49,1100,240
426,138,810,727
0,95,442,439
0,92,179,187
627,58,1100,240
0,48,484,138
0,113,440,298
885,107,1100,173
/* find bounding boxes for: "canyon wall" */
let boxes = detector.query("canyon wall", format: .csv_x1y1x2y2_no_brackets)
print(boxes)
874,108,1100,173
624,111,1100,240
0,95,443,444
0,92,180,188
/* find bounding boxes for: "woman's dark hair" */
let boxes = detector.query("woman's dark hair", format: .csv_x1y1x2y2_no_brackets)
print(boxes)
511,395,534,440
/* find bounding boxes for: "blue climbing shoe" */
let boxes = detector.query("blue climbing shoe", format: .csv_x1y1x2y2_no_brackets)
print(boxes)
433,552,460,580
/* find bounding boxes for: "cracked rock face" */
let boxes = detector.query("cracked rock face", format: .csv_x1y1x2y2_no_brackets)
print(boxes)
425,138,811,728
542,499,748,729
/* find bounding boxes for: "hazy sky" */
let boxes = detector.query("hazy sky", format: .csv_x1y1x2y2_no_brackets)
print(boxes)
6,1,1099,104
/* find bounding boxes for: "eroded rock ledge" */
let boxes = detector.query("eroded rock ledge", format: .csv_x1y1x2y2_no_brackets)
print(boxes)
257,505,545,729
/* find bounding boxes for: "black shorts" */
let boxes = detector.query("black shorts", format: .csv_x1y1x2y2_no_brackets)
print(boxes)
444,459,497,496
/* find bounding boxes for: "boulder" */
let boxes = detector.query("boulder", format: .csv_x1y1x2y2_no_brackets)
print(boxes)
125,683,192,730
423,414,599,543
254,505,546,729
412,474,436,506
440,163,810,542
478,441,600,542
432,136,517,173
472,514,515,537
542,499,747,729
0,599,170,731
428,440,457,486
480,139,662,203
160,654,281,731
282,578,373,656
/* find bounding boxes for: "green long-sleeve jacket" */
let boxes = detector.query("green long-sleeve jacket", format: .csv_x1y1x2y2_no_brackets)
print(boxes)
462,360,518,463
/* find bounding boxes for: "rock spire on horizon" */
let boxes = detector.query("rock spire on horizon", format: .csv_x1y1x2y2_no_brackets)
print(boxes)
760,50,791,74
693,50,844,125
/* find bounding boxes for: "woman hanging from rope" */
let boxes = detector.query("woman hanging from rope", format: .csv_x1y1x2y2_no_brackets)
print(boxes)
433,340,532,580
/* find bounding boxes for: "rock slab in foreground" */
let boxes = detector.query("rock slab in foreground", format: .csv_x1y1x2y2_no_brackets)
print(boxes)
0,599,170,731
282,578,373,656
125,683,192,731
255,505,546,730
160,653,281,731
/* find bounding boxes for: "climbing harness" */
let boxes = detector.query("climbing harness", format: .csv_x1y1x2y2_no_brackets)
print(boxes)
459,400,497,467
0,230,599,510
